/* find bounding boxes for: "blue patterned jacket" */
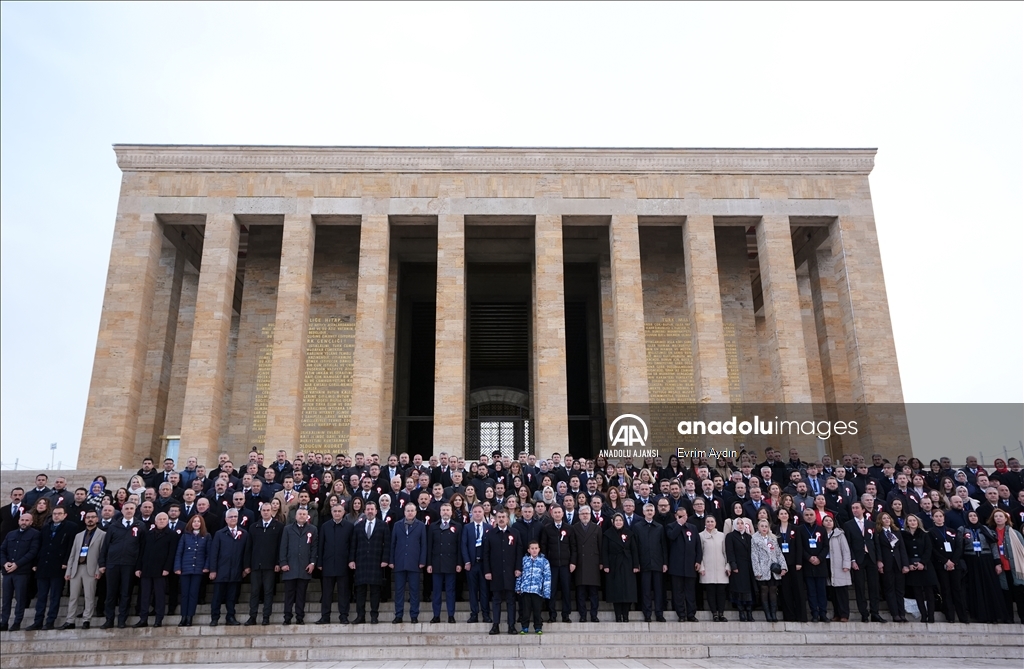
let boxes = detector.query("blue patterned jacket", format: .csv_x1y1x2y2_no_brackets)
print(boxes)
515,554,552,598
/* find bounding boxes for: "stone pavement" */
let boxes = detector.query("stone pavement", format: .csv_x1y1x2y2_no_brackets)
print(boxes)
24,661,1021,669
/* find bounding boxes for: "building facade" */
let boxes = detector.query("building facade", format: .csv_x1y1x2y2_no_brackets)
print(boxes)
79,146,910,469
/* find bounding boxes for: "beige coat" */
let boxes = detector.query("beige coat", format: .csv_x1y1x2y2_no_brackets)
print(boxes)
64,527,106,579
699,529,729,584
827,529,852,587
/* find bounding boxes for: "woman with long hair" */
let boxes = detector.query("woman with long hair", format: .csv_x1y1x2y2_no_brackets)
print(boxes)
606,487,622,513
773,508,805,621
268,497,287,525
174,514,210,627
31,498,52,529
699,515,730,622
127,475,147,498
449,493,470,525
874,511,909,623
822,514,851,622
767,484,783,511
989,509,1024,623
346,495,364,522
751,518,786,622
902,512,937,622
812,495,834,526
924,460,944,491
113,488,129,511
888,498,907,529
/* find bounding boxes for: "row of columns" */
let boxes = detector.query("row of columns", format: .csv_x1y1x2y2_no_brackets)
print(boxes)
81,210,897,468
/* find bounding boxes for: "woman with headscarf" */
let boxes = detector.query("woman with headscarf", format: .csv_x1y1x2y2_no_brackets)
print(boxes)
962,509,1005,623
87,480,106,508
725,517,756,621
601,513,639,622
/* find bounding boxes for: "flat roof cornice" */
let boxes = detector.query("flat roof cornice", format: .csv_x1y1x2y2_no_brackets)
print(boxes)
112,145,876,175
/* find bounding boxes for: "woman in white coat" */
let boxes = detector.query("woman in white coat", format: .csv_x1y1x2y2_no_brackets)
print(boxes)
823,514,852,621
751,518,787,622
699,515,730,621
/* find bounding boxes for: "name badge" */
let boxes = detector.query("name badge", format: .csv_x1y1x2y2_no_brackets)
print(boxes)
943,541,952,552
79,545,89,558
781,542,789,553
808,538,817,549
972,540,982,553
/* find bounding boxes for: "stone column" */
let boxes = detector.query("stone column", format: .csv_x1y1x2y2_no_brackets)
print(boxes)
755,215,814,456
433,213,467,458
264,215,316,457
608,214,650,406
134,238,185,463
682,216,731,404
828,212,909,459
349,214,391,455
79,213,165,469
533,215,570,460
179,214,240,467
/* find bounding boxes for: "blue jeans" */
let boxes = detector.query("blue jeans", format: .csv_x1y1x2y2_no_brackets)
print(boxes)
431,572,457,617
33,577,64,626
179,574,202,618
393,570,420,618
805,576,828,618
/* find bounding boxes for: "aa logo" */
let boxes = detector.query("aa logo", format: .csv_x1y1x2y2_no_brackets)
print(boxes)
608,414,648,448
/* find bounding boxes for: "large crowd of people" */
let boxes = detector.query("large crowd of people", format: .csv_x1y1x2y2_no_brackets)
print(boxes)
1,447,1022,636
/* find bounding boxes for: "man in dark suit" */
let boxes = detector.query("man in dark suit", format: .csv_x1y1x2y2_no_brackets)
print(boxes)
23,475,52,509
26,506,75,630
483,509,522,635
243,504,283,625
460,503,491,623
0,487,25,545
665,507,702,622
634,503,668,623
208,509,248,626
0,512,40,631
844,501,885,622
317,504,354,624
279,508,317,625
426,502,461,623
539,504,572,623
349,500,389,624
390,503,426,623
569,505,602,623
99,502,146,629
799,508,830,623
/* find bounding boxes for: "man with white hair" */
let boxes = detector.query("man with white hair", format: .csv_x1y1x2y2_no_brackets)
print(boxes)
208,508,247,626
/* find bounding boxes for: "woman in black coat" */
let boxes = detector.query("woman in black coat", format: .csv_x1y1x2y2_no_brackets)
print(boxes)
725,518,756,621
962,510,1008,623
135,513,178,627
773,508,806,622
901,513,937,622
601,514,640,622
874,511,910,622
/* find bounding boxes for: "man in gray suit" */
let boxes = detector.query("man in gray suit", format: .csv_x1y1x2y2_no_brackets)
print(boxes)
279,507,317,625
61,510,106,629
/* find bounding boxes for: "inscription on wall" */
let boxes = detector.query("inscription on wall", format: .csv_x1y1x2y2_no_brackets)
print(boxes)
249,317,356,453
723,322,742,402
645,318,696,404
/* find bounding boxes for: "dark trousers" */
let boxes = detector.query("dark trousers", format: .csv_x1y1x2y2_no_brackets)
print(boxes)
575,584,599,619
491,588,515,627
907,583,934,621
165,572,179,614
704,583,727,615
671,575,697,618
33,577,63,626
393,570,420,619
210,581,240,621
104,565,134,623
851,562,881,618
283,579,308,621
999,573,1024,623
354,584,381,620
1,573,29,624
935,567,967,622
138,576,166,623
179,574,202,618
248,569,276,620
829,585,850,619
466,565,489,618
321,574,351,621
640,570,664,618
548,565,571,619
805,576,827,618
431,572,456,618
521,592,545,630
880,570,906,618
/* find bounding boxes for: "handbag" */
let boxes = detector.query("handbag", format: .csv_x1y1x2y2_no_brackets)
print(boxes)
770,562,783,575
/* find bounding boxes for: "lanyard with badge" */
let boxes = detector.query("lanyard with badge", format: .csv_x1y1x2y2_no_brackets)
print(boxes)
969,529,981,554
805,525,818,550
781,529,790,554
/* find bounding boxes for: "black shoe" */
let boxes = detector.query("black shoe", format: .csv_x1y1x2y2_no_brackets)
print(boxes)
489,624,500,635
467,615,479,624
448,616,456,624
43,623,54,630
370,617,379,625
116,622,126,629
261,619,271,626
548,614,557,623
644,616,652,623
508,626,518,635
579,614,588,623
209,620,218,627
184,617,193,627
591,615,600,623
819,616,830,624
430,616,441,624
245,617,257,626
352,617,366,625
315,618,330,625
655,616,666,623
686,616,698,622
483,616,492,624
622,613,629,622
82,621,90,630
226,618,241,626
132,620,148,628
10,622,21,632
153,622,162,628
410,617,418,624
60,623,75,630
177,619,187,628
25,623,42,631
339,618,349,625
392,617,403,624
282,618,291,626
100,620,114,630
871,614,888,623
0,623,8,632
295,618,304,625
562,616,572,623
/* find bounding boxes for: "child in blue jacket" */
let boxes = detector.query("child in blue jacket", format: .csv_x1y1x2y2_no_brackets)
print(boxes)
515,540,552,634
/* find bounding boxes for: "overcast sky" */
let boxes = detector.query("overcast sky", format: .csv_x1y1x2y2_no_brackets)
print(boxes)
1,3,1021,471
